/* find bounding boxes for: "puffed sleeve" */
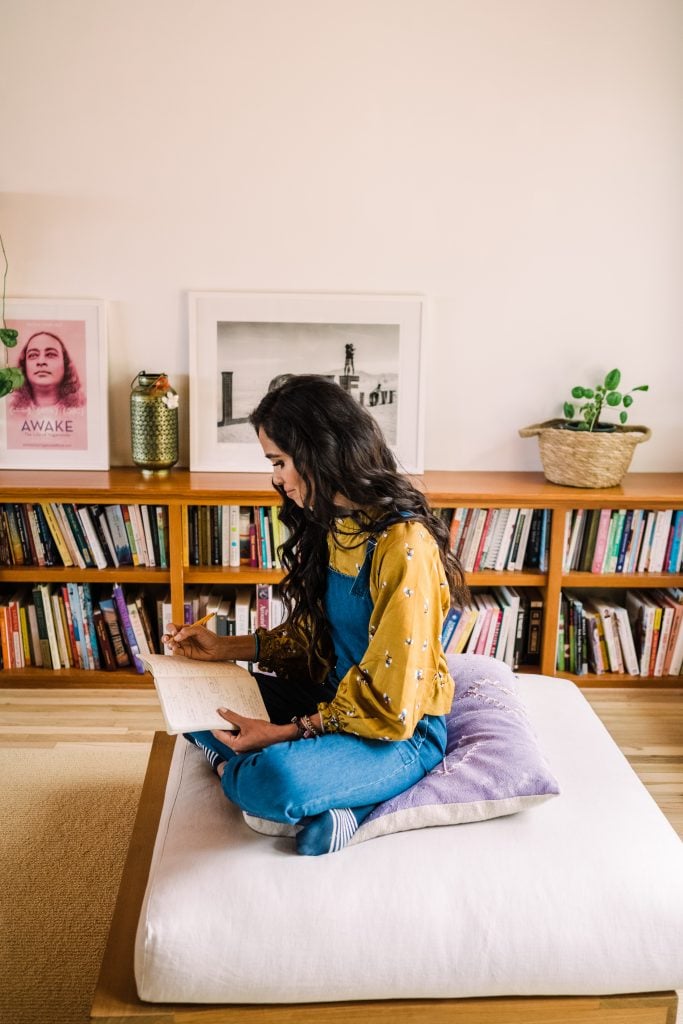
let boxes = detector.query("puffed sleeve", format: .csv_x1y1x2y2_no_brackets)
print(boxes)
255,622,329,687
317,520,453,740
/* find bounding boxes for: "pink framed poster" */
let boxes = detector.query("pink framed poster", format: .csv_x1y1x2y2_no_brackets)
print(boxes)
0,299,108,469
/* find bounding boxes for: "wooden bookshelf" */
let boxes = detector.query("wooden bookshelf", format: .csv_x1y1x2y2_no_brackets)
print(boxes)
1,468,682,688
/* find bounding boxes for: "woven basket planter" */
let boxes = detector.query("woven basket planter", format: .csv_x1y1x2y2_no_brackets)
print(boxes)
519,419,651,488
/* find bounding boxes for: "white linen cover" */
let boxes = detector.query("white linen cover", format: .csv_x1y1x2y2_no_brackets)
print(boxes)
134,675,683,1004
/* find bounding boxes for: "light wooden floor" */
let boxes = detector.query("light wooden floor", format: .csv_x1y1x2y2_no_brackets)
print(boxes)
1,683,682,838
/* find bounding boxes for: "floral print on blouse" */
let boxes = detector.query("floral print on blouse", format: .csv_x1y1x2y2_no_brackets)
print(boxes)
256,517,454,742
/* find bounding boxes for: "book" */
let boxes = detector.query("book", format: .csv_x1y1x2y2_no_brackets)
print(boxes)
577,509,601,572
155,505,169,568
471,508,494,571
90,505,119,567
591,509,613,574
58,503,91,568
664,590,683,675
509,509,533,571
77,505,109,569
637,512,657,572
666,510,683,573
493,507,520,573
39,502,74,567
625,591,656,676
140,653,270,735
655,589,683,676
112,583,145,673
564,509,585,572
523,588,544,665
441,606,461,649
104,506,134,566
446,605,477,654
613,603,640,676
615,509,634,574
37,583,62,669
140,505,157,567
603,510,626,575
648,510,673,573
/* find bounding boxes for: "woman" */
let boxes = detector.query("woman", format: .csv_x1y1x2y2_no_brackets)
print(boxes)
10,331,85,412
164,374,467,855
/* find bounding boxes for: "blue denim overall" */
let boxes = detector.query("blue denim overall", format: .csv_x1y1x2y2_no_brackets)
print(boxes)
188,530,447,826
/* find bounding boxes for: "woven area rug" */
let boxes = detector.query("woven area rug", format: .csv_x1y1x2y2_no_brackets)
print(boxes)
0,744,150,1024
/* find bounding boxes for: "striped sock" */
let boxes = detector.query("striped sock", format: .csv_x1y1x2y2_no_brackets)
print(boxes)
295,805,374,856
184,733,226,776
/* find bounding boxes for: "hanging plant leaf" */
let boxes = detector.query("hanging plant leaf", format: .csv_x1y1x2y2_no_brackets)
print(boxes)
0,327,19,348
0,366,24,396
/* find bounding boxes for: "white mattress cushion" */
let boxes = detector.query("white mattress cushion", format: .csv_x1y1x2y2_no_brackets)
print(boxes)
135,675,683,1004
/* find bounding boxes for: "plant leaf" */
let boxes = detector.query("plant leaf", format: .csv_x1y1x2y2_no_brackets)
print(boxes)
571,386,584,399
577,422,589,431
0,366,24,396
0,328,19,348
563,402,575,418
582,388,594,398
604,369,621,389
606,391,622,406
623,394,633,407
619,411,628,424
632,385,649,392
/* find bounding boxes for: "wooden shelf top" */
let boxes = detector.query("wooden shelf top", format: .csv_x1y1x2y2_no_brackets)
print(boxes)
417,471,683,508
1,467,682,506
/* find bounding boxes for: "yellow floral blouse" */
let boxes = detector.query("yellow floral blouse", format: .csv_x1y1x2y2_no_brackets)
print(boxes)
256,517,454,742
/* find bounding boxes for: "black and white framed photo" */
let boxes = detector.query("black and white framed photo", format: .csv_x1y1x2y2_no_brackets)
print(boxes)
0,298,108,470
188,292,425,473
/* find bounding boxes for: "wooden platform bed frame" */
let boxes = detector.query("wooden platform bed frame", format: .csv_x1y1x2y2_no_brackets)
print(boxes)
90,732,678,1024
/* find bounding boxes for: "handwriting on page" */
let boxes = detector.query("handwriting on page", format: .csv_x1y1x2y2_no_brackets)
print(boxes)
159,674,267,732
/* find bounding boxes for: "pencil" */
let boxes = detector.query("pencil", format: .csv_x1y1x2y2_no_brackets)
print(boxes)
190,611,216,628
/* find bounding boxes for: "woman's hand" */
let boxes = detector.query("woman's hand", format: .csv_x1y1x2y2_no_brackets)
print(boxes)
161,622,223,661
212,709,297,753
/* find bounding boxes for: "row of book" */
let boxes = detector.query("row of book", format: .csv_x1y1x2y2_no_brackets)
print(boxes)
185,505,291,570
0,581,288,673
557,588,683,677
441,586,544,669
179,583,286,636
0,582,160,672
437,507,551,573
0,502,169,570
563,508,683,575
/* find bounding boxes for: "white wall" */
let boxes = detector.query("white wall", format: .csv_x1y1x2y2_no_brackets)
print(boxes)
2,0,681,471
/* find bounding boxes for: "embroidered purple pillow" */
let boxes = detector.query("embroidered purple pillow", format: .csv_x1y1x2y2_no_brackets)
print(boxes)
348,652,560,846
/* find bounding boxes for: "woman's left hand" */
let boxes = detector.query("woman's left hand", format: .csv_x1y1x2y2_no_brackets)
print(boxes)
212,709,295,753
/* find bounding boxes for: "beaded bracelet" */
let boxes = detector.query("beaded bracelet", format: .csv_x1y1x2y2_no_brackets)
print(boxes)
290,714,320,740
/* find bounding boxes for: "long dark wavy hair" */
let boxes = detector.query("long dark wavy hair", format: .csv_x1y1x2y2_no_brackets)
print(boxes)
249,374,468,670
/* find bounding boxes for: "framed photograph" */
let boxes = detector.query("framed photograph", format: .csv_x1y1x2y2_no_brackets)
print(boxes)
0,299,108,470
189,292,425,473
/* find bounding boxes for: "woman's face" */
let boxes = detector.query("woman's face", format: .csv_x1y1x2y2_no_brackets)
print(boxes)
258,428,308,507
24,334,66,389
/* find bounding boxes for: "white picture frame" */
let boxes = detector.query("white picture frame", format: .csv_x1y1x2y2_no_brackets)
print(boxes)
0,298,108,470
188,291,425,473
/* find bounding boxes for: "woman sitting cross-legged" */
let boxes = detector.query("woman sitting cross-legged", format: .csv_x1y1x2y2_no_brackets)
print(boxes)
163,374,468,856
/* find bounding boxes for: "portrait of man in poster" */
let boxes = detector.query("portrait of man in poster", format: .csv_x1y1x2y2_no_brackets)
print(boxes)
5,318,88,452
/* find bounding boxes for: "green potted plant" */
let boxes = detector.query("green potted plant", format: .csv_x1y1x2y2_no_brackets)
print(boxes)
519,368,651,488
0,234,24,398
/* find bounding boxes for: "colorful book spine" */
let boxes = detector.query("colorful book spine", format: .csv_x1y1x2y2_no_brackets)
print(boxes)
112,584,145,673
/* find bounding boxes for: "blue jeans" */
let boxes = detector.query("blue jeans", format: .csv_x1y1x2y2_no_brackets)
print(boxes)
188,713,446,825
